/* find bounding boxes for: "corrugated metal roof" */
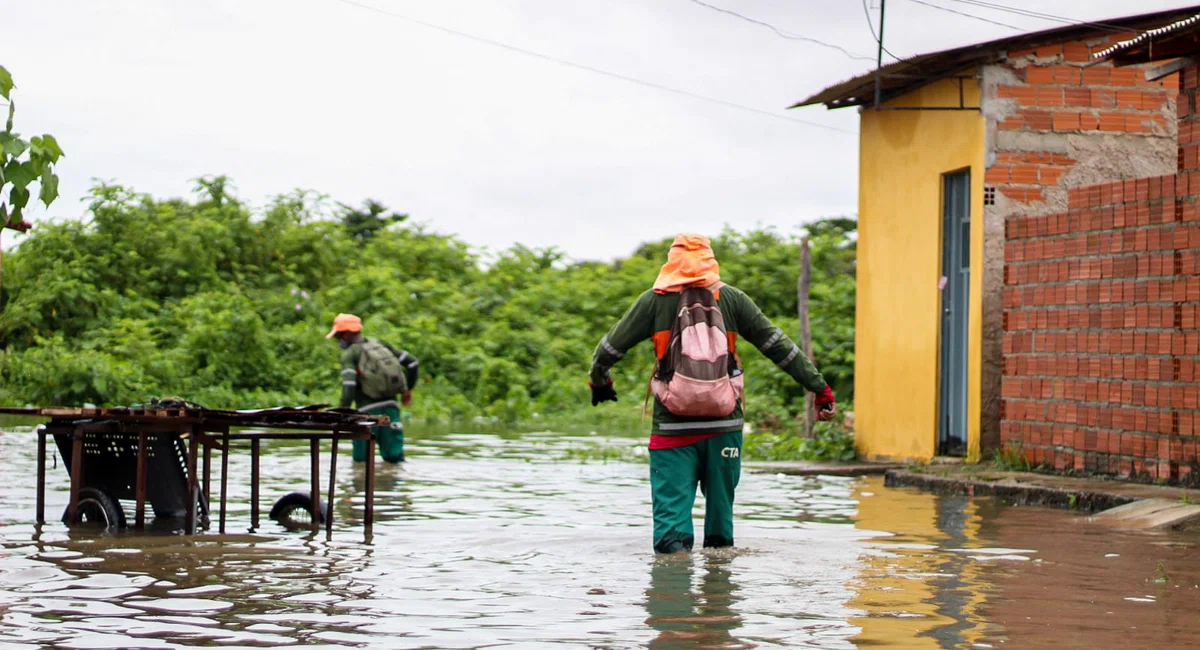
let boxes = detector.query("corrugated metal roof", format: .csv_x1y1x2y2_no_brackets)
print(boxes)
793,5,1200,110
1092,12,1200,62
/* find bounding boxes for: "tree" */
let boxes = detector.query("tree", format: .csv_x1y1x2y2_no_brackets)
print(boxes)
337,199,407,241
0,66,63,231
0,65,64,302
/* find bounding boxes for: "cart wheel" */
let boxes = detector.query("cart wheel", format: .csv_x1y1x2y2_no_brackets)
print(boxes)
62,487,126,530
269,491,328,530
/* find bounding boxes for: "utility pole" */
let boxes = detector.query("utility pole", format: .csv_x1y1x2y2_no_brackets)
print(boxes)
873,0,887,109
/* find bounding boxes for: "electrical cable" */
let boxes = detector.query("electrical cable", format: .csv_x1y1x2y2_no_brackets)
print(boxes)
332,0,857,133
684,0,877,61
936,0,1140,34
903,0,1023,31
861,0,904,61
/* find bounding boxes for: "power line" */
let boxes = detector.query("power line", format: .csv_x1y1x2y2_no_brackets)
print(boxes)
332,0,856,134
861,0,904,61
684,0,877,62
903,0,1023,31
936,0,1139,34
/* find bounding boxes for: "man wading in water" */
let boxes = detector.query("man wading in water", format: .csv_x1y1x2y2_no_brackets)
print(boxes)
328,313,420,463
589,234,835,553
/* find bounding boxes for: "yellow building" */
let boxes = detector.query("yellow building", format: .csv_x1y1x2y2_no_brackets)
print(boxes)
793,10,1187,461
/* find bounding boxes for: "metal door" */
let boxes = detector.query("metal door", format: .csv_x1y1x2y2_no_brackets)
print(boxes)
939,171,970,456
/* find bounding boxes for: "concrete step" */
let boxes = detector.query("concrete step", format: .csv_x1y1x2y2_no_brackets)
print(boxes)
1088,498,1200,531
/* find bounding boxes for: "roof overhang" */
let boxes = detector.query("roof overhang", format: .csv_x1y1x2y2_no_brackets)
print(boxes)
794,5,1200,111
1091,12,1200,66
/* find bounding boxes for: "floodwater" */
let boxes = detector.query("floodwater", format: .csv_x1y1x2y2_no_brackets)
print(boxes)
2,425,1200,649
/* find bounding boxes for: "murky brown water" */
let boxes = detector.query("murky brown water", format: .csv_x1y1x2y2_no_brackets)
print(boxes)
3,424,1200,649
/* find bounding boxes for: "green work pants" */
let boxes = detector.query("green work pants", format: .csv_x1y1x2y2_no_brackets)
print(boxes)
649,431,742,553
353,403,405,463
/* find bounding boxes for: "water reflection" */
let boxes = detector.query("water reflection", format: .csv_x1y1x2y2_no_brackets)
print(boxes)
644,554,748,650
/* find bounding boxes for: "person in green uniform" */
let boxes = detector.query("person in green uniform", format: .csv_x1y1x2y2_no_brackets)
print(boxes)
590,234,836,553
327,313,419,463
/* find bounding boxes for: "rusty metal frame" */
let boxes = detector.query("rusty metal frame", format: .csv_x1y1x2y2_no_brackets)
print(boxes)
27,408,381,541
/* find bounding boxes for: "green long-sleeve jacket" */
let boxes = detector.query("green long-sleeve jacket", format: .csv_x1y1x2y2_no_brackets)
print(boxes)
339,339,420,410
590,285,827,435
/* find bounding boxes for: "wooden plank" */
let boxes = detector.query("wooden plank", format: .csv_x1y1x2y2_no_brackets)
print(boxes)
1146,56,1196,81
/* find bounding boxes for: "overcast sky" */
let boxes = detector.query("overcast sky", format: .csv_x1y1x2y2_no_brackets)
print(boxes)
2,0,1196,260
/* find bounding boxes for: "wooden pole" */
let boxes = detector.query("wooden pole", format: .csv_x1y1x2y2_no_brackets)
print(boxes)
219,429,229,534
36,428,46,525
135,432,148,530
309,437,321,536
798,237,816,438
67,426,84,523
250,438,260,530
364,434,376,540
185,426,199,535
326,433,339,540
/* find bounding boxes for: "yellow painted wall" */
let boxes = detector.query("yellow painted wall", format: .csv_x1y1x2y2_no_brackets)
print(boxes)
855,76,985,461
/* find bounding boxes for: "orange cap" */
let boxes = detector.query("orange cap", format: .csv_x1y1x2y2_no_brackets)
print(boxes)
326,313,363,339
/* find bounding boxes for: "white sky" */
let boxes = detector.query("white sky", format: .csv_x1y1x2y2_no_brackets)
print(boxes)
2,0,1196,260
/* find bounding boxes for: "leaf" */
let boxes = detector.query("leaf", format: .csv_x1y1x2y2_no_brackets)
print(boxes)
32,134,63,162
39,170,59,206
6,99,12,132
9,185,29,210
4,161,35,188
0,66,11,100
0,133,28,158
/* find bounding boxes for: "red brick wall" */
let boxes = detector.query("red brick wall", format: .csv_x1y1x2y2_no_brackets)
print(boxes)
988,38,1178,209
1000,61,1200,482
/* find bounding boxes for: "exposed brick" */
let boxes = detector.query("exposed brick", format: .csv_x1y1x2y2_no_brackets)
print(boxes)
1062,42,1090,63
1053,111,1081,131
1022,110,1054,131
986,165,1012,183
999,85,1037,105
1036,87,1064,107
1026,66,1055,85
1083,66,1112,86
1116,90,1143,109
1011,164,1039,184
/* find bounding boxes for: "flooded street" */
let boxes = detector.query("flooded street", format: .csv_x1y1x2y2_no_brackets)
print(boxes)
2,425,1200,649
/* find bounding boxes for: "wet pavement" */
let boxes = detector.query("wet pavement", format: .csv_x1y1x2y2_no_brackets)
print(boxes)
2,424,1200,648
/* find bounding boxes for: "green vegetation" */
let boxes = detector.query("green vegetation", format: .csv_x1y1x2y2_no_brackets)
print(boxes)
1181,493,1197,506
743,405,856,462
1154,560,1170,584
0,178,856,445
992,442,1032,472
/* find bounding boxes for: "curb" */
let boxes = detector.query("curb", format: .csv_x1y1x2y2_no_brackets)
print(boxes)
883,470,1138,513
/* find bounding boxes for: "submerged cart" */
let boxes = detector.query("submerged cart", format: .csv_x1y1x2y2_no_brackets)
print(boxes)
1,405,385,539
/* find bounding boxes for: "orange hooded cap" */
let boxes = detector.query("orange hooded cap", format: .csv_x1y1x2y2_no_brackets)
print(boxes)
652,234,721,294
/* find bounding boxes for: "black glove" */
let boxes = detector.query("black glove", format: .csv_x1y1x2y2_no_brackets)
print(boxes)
590,379,617,406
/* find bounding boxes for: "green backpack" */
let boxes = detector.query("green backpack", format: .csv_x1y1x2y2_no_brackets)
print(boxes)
357,339,407,400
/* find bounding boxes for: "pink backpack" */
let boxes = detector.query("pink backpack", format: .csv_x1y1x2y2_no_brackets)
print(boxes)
650,285,744,417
